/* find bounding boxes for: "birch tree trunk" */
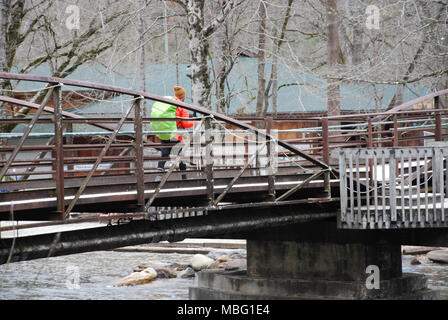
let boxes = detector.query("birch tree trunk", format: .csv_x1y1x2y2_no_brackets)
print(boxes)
326,0,342,117
0,0,8,86
0,0,9,151
186,0,211,108
213,23,228,114
255,1,266,118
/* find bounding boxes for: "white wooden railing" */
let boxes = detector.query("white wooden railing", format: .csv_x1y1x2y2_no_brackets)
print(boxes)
333,146,448,229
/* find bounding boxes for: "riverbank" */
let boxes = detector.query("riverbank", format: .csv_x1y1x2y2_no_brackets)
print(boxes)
0,241,447,300
113,238,246,254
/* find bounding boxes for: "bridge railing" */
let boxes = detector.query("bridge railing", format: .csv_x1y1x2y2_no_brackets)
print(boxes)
0,72,331,221
302,90,448,166
333,146,448,230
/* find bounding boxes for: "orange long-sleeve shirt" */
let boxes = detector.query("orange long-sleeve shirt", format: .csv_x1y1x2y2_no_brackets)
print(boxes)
173,97,194,142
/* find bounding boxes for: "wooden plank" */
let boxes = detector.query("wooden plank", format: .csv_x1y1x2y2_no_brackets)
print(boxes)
400,151,405,226
266,116,276,200
373,151,378,227
349,153,355,227
381,149,387,227
389,149,397,225
339,149,347,225
204,117,214,207
355,154,361,227
416,151,422,226
364,150,370,229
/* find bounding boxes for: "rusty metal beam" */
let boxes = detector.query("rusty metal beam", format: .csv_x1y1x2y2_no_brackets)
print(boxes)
0,201,337,264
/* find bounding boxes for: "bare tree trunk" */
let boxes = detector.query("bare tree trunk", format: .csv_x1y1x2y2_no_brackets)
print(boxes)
138,8,148,130
183,0,236,109
0,0,8,85
255,0,266,118
326,0,342,117
213,24,228,114
271,53,278,118
0,0,9,153
267,0,294,118
186,0,211,108
0,0,9,235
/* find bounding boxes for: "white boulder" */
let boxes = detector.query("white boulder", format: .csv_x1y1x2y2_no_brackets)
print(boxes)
190,254,215,271
115,267,158,287
427,249,448,264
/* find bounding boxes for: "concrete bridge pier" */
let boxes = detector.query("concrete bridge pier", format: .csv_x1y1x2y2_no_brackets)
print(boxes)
189,222,439,300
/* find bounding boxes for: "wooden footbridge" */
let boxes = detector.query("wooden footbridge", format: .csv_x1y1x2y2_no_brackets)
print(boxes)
1,72,448,264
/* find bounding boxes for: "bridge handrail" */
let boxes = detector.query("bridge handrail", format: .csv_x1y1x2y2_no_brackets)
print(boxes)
0,72,329,170
0,72,334,219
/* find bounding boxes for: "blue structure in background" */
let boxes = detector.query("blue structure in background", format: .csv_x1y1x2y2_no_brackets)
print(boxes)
11,59,431,116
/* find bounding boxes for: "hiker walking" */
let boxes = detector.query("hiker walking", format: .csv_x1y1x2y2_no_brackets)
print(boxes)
150,86,194,179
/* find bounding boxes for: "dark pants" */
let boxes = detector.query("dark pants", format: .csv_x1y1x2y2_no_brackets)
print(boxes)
158,139,187,171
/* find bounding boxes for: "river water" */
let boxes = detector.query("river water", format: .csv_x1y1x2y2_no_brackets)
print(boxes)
0,248,447,300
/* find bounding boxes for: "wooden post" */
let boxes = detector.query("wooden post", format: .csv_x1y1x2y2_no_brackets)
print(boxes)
66,122,74,177
53,84,65,218
389,149,397,225
393,115,399,177
134,97,145,210
266,116,276,200
338,150,347,227
204,117,214,207
435,112,442,142
393,115,399,147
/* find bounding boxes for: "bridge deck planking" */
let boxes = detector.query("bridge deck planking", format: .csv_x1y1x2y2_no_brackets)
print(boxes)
0,171,335,218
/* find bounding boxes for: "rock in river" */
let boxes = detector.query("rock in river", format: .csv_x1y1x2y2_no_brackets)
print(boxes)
190,254,215,271
115,267,158,287
427,249,448,264
177,267,196,279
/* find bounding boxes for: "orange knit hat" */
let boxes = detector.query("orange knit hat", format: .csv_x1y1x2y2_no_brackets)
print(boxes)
174,86,186,100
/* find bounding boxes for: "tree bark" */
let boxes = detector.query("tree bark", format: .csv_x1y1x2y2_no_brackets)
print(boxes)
0,0,10,152
255,1,266,118
186,0,211,108
212,1,231,114
326,0,342,117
